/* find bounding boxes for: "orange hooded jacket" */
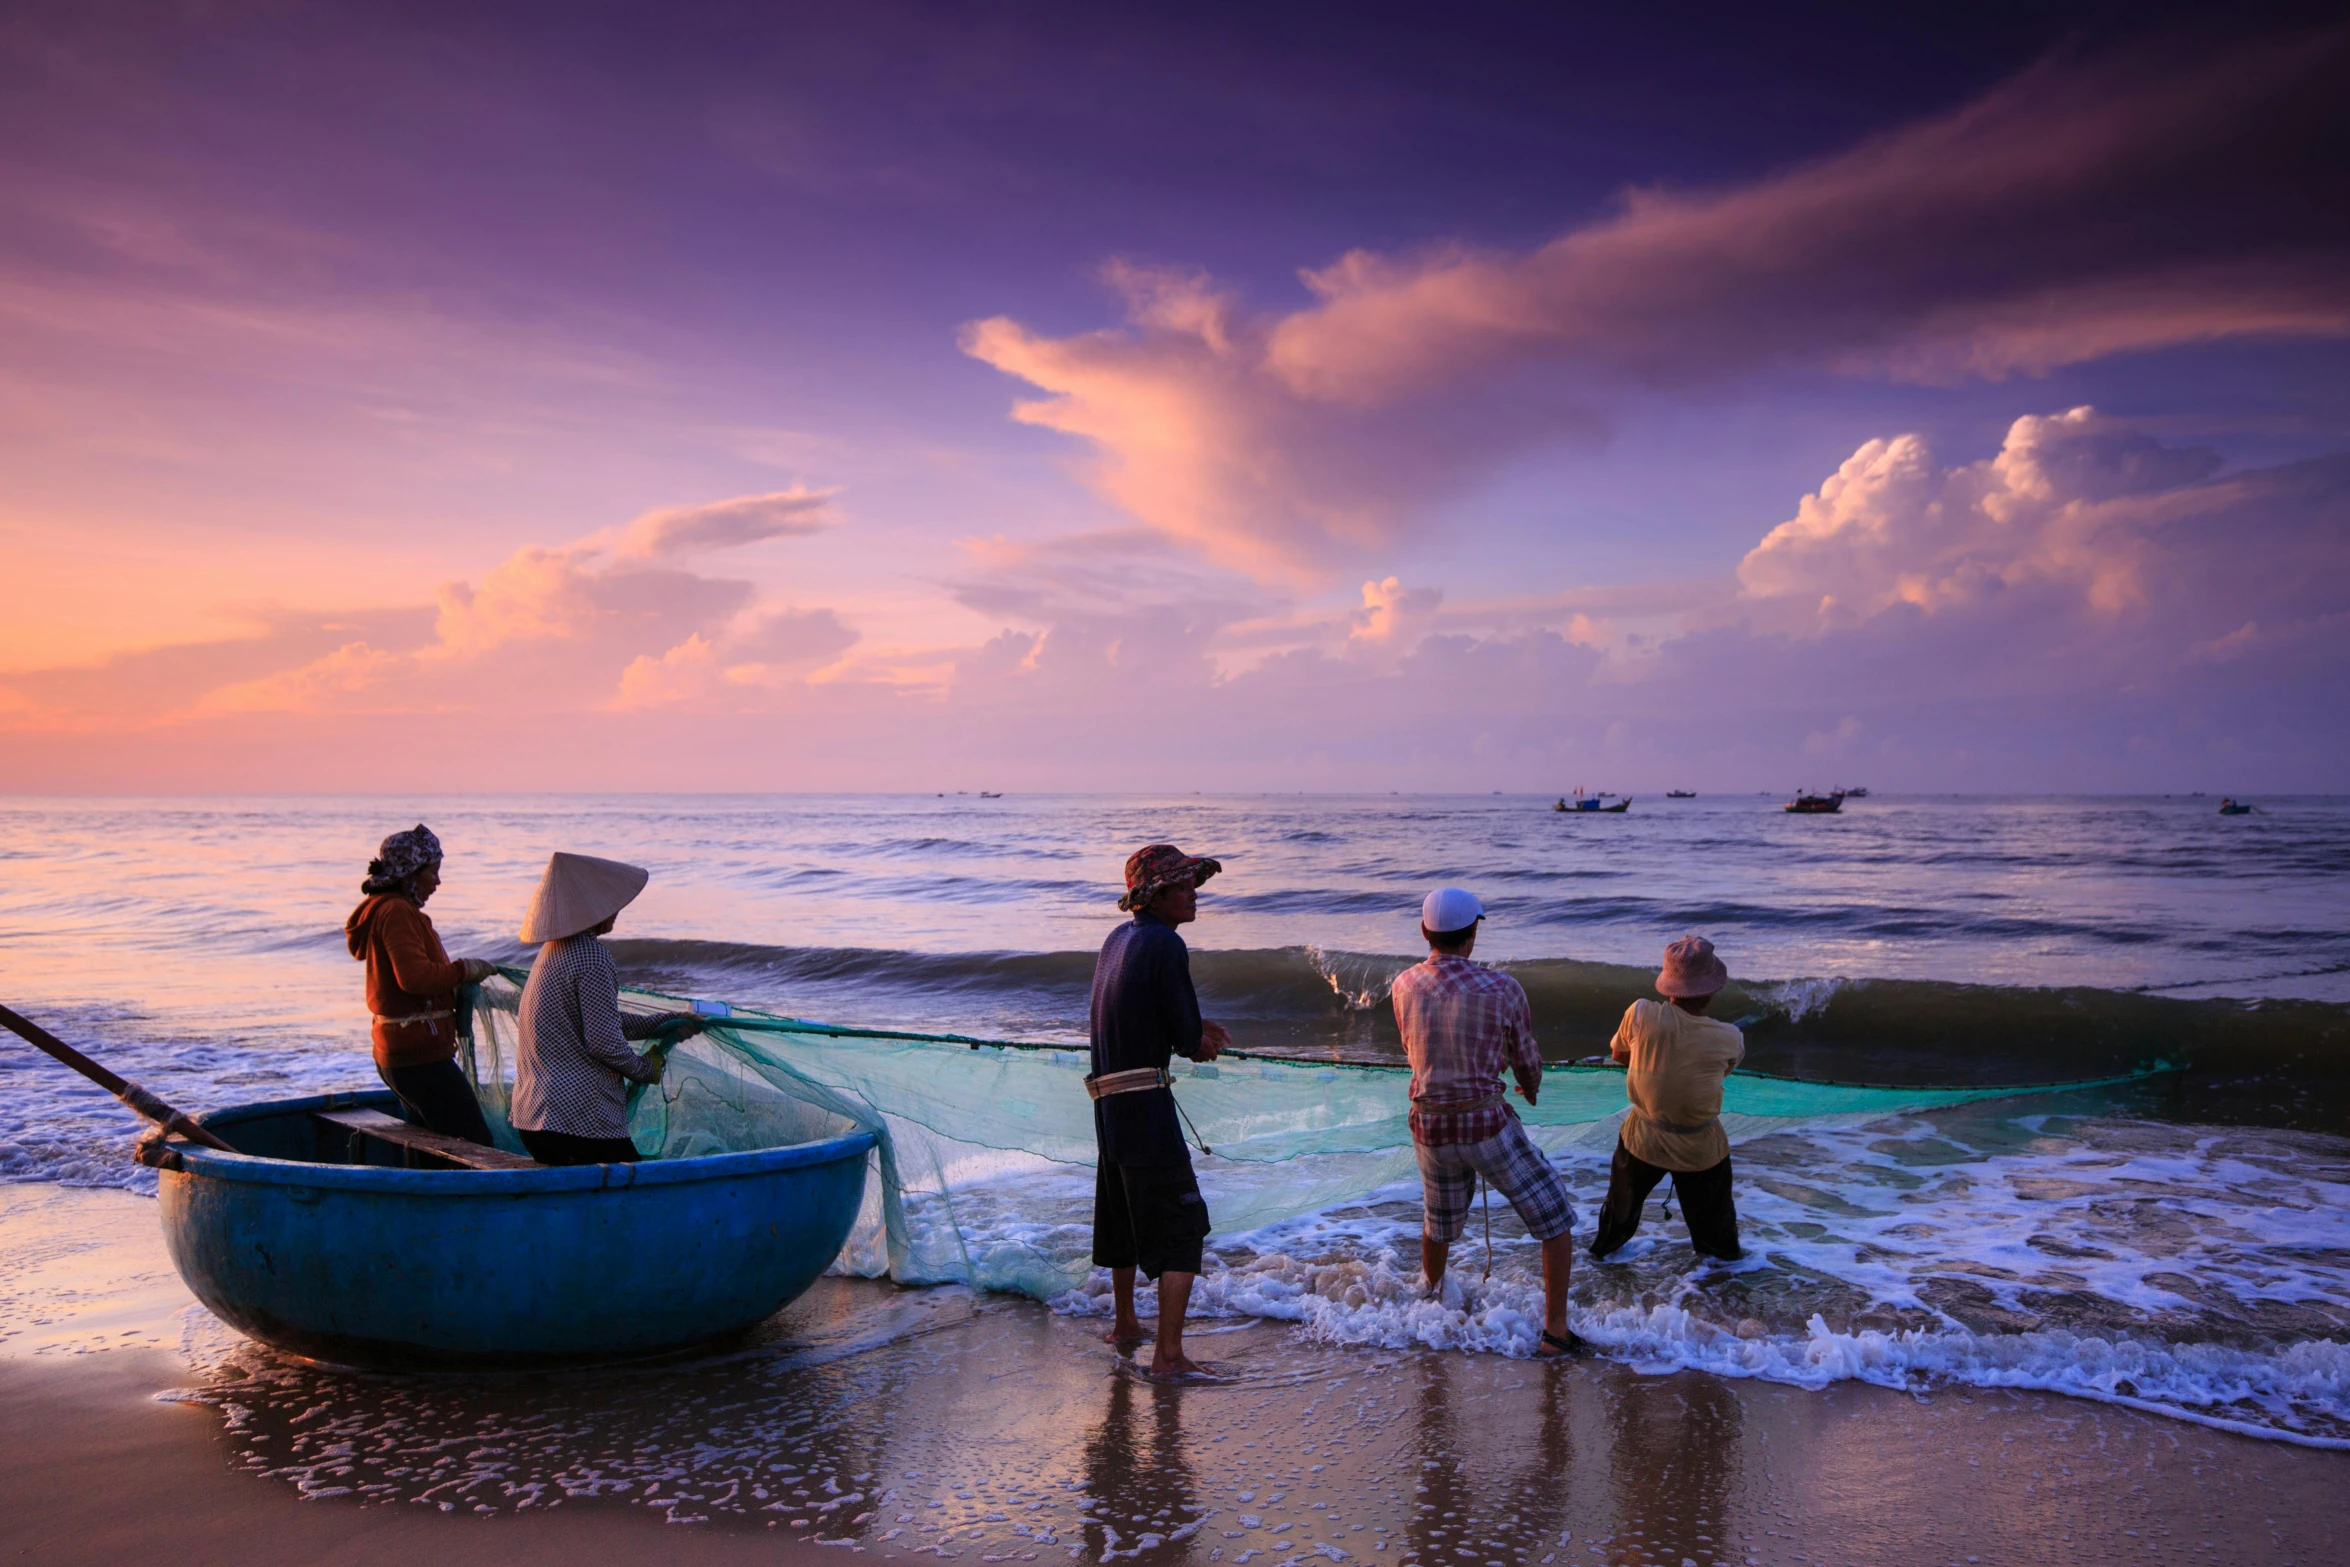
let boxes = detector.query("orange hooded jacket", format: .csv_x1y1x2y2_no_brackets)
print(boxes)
345,893,469,1070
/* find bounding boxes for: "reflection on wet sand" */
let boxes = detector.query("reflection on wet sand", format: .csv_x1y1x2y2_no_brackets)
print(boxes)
1597,1373,1743,1567
1082,1367,1203,1558
1522,1363,1581,1557
134,1260,2337,1567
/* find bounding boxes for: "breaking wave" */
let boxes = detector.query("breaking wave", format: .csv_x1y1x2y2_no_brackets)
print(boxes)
605,938,2350,1128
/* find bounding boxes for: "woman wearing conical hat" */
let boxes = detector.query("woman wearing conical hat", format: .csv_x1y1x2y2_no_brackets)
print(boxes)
509,852,704,1166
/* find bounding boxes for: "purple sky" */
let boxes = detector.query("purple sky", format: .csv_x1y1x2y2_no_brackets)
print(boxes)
2,1,2346,792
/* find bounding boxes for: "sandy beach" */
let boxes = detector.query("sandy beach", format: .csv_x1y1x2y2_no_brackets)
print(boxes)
3,1183,2335,1567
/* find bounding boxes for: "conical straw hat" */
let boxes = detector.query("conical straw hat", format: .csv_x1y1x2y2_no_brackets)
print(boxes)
519,852,650,943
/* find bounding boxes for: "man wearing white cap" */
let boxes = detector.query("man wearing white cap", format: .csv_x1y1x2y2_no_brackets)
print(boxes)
509,852,704,1166
1590,935,1745,1261
1390,888,1584,1357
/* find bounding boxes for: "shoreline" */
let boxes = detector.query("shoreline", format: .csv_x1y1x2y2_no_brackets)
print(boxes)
3,1184,2340,1566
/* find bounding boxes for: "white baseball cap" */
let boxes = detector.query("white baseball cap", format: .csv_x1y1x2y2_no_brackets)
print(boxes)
1420,887,1484,935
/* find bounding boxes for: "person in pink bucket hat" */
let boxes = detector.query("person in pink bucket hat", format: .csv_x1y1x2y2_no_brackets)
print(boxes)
1590,934,1746,1262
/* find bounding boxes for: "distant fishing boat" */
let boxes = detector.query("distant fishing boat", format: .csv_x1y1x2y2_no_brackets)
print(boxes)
1785,793,1843,813
2217,798,2252,815
149,1090,873,1367
1666,790,1697,798
1554,795,1630,812
979,791,1003,798
1842,786,1869,798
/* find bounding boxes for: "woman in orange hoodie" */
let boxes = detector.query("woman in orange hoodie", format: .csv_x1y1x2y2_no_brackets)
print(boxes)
344,824,499,1145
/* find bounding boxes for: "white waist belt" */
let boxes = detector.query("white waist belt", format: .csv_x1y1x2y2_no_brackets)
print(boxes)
1086,1066,1172,1099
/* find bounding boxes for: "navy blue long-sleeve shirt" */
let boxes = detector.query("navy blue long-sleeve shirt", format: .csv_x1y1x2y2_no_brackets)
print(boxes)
1089,912,1205,1167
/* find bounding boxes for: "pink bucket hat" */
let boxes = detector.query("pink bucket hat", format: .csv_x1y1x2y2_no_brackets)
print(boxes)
1657,934,1729,998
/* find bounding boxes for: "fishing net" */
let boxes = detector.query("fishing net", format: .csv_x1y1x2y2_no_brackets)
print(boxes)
457,973,2096,1300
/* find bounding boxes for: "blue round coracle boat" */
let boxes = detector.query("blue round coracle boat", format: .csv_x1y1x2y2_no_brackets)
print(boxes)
156,1089,875,1368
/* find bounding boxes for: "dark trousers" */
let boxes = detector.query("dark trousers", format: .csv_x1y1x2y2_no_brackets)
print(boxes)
378,1058,493,1147
516,1127,643,1166
1591,1138,1742,1260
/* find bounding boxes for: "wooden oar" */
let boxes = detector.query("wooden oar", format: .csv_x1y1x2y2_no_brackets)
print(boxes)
0,1002,235,1153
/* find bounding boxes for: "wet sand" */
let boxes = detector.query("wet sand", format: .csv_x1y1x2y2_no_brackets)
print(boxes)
1,1185,2339,1567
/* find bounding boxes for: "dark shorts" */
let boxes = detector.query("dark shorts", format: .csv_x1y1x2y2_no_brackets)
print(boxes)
1092,1159,1211,1280
516,1127,643,1166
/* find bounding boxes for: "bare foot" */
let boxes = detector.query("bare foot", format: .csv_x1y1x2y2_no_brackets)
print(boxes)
1104,1317,1148,1347
1146,1348,1210,1378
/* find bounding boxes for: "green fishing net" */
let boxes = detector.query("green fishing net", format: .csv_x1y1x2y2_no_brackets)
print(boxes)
457,973,2090,1300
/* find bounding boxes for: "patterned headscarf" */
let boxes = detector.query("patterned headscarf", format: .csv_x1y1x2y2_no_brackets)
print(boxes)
362,824,444,895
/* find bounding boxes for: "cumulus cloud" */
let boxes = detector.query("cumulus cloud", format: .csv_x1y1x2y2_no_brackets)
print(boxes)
615,487,838,560
967,33,2350,577
422,544,748,667
612,608,859,711
1732,406,2348,671
1736,407,2223,624
1350,577,1442,646
198,640,407,714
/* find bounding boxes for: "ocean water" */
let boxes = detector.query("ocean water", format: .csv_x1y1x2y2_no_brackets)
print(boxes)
1,793,2346,1445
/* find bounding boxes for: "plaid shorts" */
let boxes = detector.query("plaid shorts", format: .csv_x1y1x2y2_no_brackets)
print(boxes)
1415,1118,1577,1243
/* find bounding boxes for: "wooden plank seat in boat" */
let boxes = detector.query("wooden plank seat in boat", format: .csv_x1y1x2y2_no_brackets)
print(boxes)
311,1106,541,1171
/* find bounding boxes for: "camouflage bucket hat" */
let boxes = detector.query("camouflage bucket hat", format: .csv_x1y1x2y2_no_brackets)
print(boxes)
1118,843,1223,912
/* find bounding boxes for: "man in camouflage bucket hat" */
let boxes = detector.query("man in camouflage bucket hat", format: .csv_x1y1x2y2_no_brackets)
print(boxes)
1089,843,1230,1376
1116,843,1223,912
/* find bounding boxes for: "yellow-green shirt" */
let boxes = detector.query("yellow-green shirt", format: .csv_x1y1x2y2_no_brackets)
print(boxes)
1610,998,1745,1171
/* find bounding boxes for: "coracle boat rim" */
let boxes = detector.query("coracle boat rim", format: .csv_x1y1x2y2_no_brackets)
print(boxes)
181,1089,877,1195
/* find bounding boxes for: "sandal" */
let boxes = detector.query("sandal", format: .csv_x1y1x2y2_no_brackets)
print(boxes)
1536,1328,1589,1358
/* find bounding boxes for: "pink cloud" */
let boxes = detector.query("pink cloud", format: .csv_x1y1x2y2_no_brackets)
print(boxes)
961,271,1431,581
197,640,407,714
612,609,859,712
963,268,1585,580
1263,34,2350,401
967,34,2350,578
1349,577,1442,648
0,494,854,729
3,410,2342,791
0,607,435,726
615,487,838,560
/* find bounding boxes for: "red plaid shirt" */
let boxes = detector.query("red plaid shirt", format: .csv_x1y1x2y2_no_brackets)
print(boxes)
1390,954,1543,1146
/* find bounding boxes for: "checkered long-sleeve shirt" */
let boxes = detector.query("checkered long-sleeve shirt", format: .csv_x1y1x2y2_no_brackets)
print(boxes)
510,933,668,1139
1390,954,1543,1147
